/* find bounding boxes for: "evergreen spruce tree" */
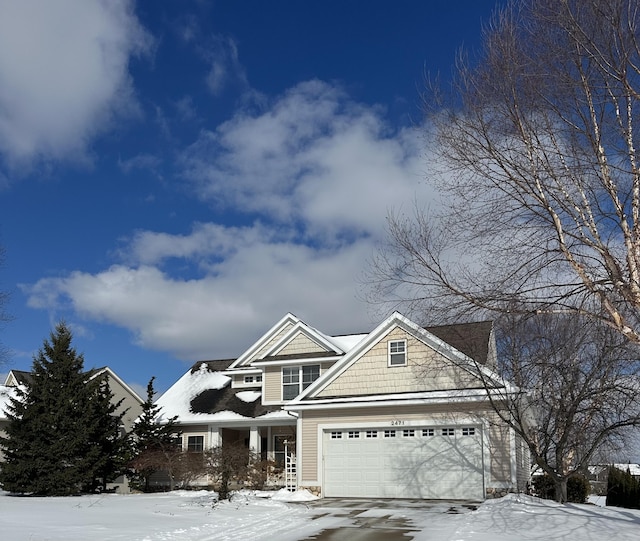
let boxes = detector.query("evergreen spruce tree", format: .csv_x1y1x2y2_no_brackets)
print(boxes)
82,373,130,492
129,377,181,491
0,322,128,495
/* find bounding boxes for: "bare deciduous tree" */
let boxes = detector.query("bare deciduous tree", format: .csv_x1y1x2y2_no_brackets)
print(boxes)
205,442,254,500
454,313,640,503
369,0,640,341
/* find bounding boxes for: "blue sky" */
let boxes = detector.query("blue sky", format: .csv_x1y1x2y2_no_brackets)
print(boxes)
0,0,499,396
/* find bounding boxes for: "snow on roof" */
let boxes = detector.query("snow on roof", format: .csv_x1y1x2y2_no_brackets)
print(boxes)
0,385,20,420
155,364,231,422
236,391,261,403
328,333,368,352
155,363,287,423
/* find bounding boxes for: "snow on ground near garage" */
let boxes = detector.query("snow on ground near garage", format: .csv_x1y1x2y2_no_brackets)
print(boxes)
1,489,639,541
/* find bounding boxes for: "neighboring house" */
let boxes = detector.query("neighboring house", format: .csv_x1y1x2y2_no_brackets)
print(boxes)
0,367,144,492
157,311,530,500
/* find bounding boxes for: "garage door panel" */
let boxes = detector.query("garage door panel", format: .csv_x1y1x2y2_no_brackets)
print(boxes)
324,426,484,500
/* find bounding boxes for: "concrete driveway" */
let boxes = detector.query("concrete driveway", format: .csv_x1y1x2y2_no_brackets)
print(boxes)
292,498,479,541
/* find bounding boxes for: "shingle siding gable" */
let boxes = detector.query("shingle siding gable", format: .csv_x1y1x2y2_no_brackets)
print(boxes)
316,326,483,398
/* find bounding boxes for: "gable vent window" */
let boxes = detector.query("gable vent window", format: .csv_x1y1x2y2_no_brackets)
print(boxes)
388,340,407,366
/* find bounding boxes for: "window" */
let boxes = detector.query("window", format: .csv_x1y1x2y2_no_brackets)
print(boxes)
302,365,320,389
462,427,476,436
441,428,455,437
282,365,320,400
366,430,378,438
330,431,342,439
384,430,396,438
348,431,360,439
388,340,407,366
187,435,204,452
422,428,435,437
256,374,263,383
244,374,262,384
402,429,415,437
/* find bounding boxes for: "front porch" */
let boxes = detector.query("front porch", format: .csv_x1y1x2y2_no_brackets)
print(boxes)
181,420,298,491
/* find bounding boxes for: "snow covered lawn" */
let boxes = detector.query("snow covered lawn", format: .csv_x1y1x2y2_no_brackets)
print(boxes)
1,489,639,541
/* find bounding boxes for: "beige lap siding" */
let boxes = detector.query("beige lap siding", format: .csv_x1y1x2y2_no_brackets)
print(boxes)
299,405,514,488
317,327,481,398
180,425,209,449
264,365,282,402
264,362,336,403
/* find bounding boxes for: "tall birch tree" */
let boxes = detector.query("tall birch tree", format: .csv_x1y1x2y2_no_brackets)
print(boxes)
370,0,640,341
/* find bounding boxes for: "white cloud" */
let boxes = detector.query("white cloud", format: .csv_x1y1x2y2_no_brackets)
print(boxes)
205,35,248,96
24,228,375,360
180,80,424,239
23,80,436,361
0,0,152,168
117,153,163,175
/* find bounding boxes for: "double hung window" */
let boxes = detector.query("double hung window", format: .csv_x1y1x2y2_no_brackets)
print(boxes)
388,340,407,366
282,365,320,400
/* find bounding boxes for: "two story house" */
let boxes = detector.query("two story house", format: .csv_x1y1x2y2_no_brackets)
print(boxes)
156,311,530,499
1,367,144,492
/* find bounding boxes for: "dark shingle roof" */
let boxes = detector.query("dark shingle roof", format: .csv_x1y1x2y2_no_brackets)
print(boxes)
187,359,281,417
425,320,493,364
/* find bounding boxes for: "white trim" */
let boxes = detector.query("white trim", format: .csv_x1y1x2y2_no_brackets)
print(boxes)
224,368,263,375
89,367,144,404
291,312,514,404
387,339,407,367
230,313,301,368
296,414,303,489
252,356,341,367
263,322,345,359
286,388,511,411
510,426,518,487
281,364,321,402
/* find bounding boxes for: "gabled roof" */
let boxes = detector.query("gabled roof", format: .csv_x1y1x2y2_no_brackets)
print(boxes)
260,321,345,360
230,313,301,368
4,370,32,387
4,367,144,404
289,312,509,404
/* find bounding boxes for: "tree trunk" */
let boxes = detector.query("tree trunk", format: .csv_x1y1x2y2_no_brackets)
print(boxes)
555,478,567,503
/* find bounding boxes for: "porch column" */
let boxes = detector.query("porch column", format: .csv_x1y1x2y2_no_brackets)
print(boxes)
209,426,221,448
249,426,261,452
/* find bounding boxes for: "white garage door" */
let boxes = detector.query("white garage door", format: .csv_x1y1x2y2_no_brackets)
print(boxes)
323,425,485,499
